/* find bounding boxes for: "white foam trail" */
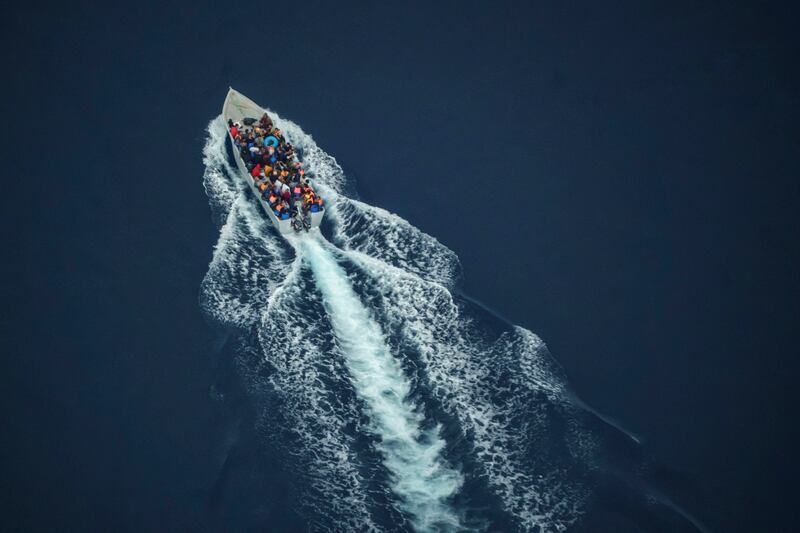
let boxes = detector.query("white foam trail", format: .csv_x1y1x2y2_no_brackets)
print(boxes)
294,233,465,532
201,111,593,531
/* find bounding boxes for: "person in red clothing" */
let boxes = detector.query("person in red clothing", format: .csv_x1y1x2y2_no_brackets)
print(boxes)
250,163,261,178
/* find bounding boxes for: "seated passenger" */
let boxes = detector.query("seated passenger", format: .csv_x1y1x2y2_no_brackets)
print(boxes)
240,146,251,163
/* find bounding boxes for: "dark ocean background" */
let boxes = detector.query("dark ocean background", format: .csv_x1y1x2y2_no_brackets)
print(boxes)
2,1,798,531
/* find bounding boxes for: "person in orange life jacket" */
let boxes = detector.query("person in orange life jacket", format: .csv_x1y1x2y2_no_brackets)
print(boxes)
275,200,290,218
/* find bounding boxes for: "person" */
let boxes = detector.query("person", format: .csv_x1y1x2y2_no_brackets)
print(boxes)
240,146,252,164
250,163,261,178
302,191,315,211
260,112,273,129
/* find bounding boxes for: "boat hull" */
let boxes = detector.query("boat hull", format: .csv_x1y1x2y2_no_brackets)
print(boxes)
222,88,325,235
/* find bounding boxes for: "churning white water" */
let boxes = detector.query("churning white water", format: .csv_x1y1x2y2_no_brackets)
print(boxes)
294,234,463,531
201,110,593,532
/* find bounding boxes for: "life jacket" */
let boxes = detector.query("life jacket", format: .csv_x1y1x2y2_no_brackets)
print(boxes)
263,165,273,175
275,203,285,212
292,186,302,196
268,194,278,204
316,197,324,206
258,182,268,191
229,126,238,138
250,164,261,177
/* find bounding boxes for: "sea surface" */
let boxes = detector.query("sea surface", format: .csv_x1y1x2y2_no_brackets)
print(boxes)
2,2,798,532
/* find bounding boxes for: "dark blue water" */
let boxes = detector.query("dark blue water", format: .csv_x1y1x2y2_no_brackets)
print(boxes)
2,1,798,531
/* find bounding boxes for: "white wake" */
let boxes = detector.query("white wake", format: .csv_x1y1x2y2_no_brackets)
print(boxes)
201,110,595,532
295,234,464,531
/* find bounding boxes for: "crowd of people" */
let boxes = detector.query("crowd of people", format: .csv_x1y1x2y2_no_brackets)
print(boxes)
227,113,324,223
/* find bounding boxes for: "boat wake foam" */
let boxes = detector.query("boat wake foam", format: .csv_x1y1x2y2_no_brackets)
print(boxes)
200,112,695,532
